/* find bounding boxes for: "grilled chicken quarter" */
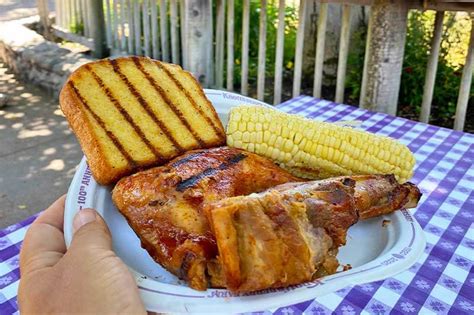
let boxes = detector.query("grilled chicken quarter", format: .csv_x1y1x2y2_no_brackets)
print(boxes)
112,146,299,290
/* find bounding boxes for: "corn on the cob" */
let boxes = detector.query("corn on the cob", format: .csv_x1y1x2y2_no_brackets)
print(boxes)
226,105,416,183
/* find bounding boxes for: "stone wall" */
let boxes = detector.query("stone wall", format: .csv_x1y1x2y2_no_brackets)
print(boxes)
0,16,93,96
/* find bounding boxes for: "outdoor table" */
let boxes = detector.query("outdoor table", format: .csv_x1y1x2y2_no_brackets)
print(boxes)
1,96,473,314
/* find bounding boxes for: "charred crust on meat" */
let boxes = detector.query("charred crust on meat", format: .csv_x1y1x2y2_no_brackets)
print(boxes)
176,153,247,191
148,199,166,207
342,178,355,187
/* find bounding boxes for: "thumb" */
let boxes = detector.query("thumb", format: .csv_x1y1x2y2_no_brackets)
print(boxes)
70,208,112,252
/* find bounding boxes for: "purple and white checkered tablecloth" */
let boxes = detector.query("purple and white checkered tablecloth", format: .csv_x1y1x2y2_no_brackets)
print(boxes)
1,96,473,314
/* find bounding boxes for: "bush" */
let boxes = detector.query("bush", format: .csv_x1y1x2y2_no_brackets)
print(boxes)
228,1,298,90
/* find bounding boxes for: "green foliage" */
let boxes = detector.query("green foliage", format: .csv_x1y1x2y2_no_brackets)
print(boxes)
345,24,367,104
229,1,298,88
399,10,471,119
69,21,84,35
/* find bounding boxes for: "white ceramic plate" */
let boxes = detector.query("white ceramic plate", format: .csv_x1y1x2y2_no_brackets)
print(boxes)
64,89,426,314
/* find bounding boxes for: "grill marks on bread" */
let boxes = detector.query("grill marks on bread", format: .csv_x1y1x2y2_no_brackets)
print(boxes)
109,59,185,154
132,57,206,147
60,56,225,184
68,81,137,167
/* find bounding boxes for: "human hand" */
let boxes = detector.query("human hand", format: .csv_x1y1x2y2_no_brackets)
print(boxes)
18,195,146,314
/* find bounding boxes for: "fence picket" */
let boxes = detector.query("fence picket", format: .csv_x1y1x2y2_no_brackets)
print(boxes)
120,0,127,51
160,0,170,62
292,0,307,97
74,0,82,35
180,0,187,67
113,0,120,50
454,15,474,130
151,0,160,59
170,0,180,64
79,0,90,37
215,0,226,88
55,0,60,28
313,2,328,98
71,0,77,32
64,0,70,30
241,0,250,95
226,0,234,91
134,0,142,55
335,4,351,103
273,0,285,104
257,0,267,101
420,11,444,123
143,0,151,56
127,0,134,54
104,0,112,47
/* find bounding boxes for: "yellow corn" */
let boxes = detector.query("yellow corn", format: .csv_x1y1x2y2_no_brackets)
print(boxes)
226,105,416,183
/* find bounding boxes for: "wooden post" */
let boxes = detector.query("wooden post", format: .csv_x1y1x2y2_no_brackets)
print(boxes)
151,0,160,59
88,0,107,58
420,11,444,123
120,0,127,51
182,0,213,87
335,4,352,103
273,0,285,104
143,0,151,56
37,0,52,40
313,2,328,98
359,0,408,116
227,0,235,91
215,0,226,89
180,0,187,67
160,0,170,62
454,15,474,131
292,0,308,97
134,0,141,55
105,0,112,48
257,0,267,101
128,0,135,54
170,0,180,64
241,0,250,95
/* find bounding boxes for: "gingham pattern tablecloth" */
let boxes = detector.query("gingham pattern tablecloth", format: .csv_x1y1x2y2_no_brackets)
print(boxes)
1,96,473,314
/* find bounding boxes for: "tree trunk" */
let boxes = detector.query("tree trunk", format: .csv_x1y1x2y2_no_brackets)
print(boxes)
359,0,408,115
302,2,367,87
88,0,107,58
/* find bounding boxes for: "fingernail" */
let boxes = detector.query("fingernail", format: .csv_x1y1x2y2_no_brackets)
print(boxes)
73,208,97,233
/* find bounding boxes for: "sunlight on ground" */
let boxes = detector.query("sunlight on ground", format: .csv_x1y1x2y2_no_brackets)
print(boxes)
42,159,65,171
18,128,52,138
43,147,56,155
0,62,82,227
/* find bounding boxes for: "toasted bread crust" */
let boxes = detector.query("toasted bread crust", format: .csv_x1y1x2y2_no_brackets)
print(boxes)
60,57,225,185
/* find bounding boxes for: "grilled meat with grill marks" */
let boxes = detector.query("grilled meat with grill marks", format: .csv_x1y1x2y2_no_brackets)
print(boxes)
112,146,299,290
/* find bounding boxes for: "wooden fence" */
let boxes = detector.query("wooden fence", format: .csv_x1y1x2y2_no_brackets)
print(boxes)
48,0,473,131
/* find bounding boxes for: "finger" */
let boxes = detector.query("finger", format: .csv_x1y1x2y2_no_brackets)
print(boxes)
35,194,66,231
69,209,113,253
20,195,67,275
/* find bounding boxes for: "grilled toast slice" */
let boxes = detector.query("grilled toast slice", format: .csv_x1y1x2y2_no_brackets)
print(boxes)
60,56,225,185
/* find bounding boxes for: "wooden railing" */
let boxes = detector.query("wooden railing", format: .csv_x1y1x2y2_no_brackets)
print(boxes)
48,0,473,131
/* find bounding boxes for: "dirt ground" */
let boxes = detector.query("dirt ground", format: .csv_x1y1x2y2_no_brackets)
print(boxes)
0,62,82,228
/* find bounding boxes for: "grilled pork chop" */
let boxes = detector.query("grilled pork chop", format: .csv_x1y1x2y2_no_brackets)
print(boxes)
112,146,299,290
206,175,421,292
